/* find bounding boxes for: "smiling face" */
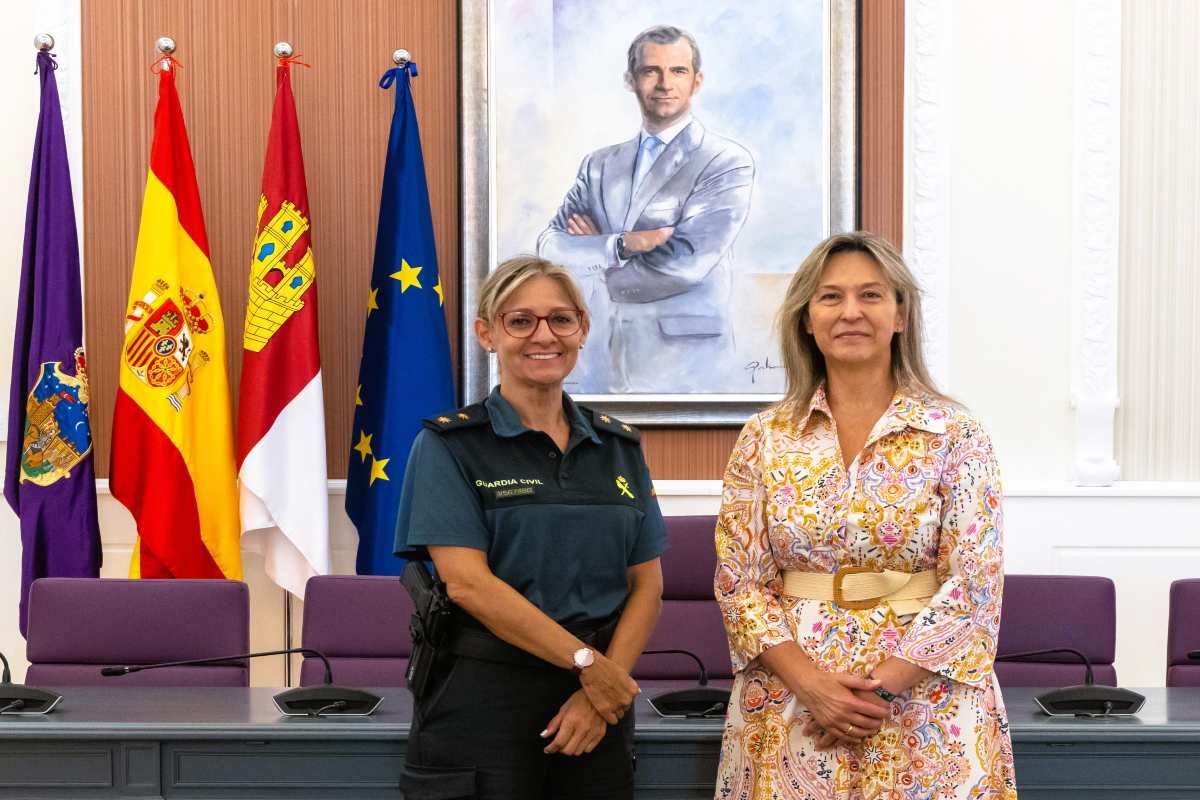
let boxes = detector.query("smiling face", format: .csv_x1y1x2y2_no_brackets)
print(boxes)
475,275,587,390
628,40,703,132
804,250,904,372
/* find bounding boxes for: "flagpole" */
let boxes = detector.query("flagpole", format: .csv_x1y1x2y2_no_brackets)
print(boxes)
283,589,294,686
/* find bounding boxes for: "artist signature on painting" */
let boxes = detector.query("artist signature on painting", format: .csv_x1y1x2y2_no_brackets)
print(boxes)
744,356,784,384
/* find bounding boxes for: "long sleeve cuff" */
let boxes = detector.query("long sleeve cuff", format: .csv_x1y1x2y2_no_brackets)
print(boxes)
717,584,795,673
894,573,1001,688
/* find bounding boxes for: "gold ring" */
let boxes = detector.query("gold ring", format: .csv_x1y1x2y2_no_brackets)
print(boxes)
846,724,855,735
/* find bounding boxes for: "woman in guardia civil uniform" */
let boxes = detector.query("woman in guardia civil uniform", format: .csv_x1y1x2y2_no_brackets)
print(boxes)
395,255,668,799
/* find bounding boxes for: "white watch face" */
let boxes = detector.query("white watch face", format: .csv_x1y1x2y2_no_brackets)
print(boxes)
573,647,595,669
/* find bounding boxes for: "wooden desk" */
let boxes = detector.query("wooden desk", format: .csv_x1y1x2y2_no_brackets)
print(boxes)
0,686,1197,798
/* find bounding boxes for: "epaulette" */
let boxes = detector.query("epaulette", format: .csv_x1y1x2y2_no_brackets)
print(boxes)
588,407,640,442
423,402,489,433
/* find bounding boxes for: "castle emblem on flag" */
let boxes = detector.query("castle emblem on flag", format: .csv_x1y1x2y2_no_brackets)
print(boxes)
123,278,213,411
19,348,93,486
243,196,314,352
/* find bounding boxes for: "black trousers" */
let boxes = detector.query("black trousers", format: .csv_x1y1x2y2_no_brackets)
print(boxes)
400,654,635,799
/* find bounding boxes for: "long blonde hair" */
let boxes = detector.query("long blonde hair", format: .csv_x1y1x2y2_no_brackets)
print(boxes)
776,231,948,414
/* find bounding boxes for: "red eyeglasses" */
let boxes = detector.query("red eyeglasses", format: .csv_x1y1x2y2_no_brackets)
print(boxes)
496,308,585,338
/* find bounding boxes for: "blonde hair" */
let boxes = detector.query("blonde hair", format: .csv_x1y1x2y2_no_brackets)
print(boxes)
776,231,949,414
476,255,589,324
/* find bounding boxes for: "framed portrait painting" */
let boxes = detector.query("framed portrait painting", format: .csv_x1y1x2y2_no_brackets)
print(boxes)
461,0,857,424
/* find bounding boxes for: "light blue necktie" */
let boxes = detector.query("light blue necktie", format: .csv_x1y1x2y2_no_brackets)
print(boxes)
632,135,664,193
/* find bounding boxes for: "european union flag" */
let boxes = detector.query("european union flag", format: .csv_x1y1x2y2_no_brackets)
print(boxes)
4,51,101,635
346,61,454,575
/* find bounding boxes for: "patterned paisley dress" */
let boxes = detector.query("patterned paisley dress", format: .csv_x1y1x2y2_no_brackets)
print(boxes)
714,387,1017,800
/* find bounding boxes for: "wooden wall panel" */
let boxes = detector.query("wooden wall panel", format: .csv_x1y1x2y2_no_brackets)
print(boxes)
860,0,905,246
638,0,905,479
81,1,900,482
81,0,459,479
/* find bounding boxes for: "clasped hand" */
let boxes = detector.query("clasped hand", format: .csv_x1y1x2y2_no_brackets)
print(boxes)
577,653,639,724
541,654,638,757
795,671,892,750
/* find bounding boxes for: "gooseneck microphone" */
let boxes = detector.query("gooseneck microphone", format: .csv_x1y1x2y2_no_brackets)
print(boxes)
0,650,63,715
641,648,730,718
101,648,383,717
996,647,1145,717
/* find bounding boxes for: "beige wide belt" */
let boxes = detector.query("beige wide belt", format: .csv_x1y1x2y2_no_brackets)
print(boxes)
782,567,940,615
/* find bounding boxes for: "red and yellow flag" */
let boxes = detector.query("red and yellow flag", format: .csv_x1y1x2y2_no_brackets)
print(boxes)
110,60,241,580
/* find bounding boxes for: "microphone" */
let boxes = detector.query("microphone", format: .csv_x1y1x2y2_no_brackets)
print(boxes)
996,647,1145,717
102,648,383,717
0,650,63,715
1189,651,1200,661
640,648,730,718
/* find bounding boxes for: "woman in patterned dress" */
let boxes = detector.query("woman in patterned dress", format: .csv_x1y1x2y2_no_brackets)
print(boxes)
714,232,1017,800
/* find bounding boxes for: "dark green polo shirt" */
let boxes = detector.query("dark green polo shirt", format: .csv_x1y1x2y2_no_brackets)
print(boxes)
393,387,668,625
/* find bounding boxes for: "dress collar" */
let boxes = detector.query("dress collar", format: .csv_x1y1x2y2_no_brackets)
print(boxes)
798,383,949,436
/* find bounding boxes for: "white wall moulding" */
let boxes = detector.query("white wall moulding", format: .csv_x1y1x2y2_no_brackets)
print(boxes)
1070,0,1121,486
903,0,952,389
1115,0,1200,480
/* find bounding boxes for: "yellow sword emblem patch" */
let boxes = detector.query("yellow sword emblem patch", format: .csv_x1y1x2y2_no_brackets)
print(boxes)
615,475,635,499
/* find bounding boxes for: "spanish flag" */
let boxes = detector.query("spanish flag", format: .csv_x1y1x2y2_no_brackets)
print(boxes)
110,59,242,580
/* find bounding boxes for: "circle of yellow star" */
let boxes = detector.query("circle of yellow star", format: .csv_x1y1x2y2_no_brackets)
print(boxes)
433,278,444,307
353,431,373,462
355,384,363,406
390,258,423,293
369,456,390,486
366,288,380,317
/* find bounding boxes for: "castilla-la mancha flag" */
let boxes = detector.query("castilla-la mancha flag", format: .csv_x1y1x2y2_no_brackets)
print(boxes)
110,59,242,580
236,57,330,598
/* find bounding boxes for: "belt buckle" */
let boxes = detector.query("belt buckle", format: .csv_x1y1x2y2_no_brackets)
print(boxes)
833,566,884,610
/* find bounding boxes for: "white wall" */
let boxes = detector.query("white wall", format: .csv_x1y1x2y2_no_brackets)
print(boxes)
944,0,1077,480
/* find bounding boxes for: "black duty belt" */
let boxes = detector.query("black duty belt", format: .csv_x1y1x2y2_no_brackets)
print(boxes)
444,611,621,670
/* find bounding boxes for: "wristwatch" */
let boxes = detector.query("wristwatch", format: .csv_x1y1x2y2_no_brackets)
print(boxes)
615,234,632,261
873,685,898,702
572,647,595,674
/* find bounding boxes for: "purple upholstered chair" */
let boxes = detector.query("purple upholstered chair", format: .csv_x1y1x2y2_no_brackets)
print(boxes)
25,578,250,686
633,515,732,682
1167,579,1200,687
994,574,1117,687
300,575,412,687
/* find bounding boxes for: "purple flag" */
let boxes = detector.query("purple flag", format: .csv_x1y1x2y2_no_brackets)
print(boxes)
4,51,101,637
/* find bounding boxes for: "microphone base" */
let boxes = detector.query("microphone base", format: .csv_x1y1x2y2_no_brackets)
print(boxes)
1035,685,1146,717
647,686,730,718
273,685,383,717
0,685,63,715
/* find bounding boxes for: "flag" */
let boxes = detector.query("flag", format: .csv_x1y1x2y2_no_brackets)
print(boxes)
4,50,101,636
346,61,454,575
109,58,242,580
237,57,329,597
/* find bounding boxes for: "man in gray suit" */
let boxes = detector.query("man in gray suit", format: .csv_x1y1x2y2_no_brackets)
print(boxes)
537,25,755,394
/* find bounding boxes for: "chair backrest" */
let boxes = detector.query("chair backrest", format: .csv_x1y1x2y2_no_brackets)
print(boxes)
633,515,732,681
300,575,413,687
995,574,1117,687
1167,579,1200,687
25,578,250,687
